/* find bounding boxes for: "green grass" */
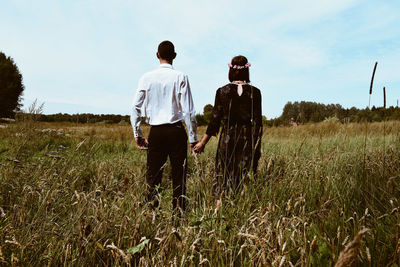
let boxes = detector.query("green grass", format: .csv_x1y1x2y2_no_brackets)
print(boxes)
0,120,399,266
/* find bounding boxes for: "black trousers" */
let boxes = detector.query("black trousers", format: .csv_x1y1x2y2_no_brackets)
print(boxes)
146,121,187,213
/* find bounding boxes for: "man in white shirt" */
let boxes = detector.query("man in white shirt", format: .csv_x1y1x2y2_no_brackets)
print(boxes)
131,40,198,215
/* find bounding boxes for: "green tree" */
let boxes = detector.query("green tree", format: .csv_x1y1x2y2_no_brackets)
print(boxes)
195,114,207,126
0,52,24,117
203,104,213,123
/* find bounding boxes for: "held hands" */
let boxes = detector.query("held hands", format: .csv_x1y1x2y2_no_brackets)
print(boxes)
190,142,197,154
192,141,205,154
135,137,149,150
192,134,210,155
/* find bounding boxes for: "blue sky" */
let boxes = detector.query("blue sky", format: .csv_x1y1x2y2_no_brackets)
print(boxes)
1,0,399,118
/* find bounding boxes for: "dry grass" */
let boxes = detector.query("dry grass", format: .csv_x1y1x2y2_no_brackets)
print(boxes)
335,228,369,267
0,119,399,266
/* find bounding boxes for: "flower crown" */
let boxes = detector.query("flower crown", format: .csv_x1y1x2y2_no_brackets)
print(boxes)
228,62,251,69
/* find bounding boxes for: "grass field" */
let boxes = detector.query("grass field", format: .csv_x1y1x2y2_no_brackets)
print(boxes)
0,118,399,266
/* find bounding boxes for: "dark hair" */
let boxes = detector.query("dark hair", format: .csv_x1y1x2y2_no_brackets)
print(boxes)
228,55,250,83
158,40,176,61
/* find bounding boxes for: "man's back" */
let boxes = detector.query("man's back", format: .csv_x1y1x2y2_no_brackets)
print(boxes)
140,64,188,125
132,63,197,144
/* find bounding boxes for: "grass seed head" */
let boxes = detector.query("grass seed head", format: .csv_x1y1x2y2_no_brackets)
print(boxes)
335,228,369,267
369,61,378,95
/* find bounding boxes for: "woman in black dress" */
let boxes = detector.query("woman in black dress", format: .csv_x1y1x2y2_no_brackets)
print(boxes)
194,55,263,192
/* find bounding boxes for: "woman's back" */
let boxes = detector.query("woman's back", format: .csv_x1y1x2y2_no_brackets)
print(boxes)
207,83,262,137
218,83,261,125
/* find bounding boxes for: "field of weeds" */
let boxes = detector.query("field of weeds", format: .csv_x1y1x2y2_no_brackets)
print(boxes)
0,118,400,266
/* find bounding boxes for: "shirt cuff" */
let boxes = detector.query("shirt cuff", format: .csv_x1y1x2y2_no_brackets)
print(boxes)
188,133,198,144
133,126,143,138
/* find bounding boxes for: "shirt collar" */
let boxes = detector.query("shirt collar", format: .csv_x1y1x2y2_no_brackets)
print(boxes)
159,63,173,69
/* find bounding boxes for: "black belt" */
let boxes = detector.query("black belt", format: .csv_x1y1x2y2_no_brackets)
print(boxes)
151,121,183,128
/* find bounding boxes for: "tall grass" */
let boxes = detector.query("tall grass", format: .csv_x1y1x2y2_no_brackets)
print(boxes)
0,119,399,265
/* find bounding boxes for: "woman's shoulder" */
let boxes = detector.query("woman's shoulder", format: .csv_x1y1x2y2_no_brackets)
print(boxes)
216,83,234,93
248,84,261,92
219,83,234,89
248,84,262,96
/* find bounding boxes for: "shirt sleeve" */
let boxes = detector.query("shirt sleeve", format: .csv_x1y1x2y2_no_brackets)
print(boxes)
180,75,198,143
206,89,223,137
130,77,146,138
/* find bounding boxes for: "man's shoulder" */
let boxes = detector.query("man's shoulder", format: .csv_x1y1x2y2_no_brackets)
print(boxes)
142,67,187,80
140,70,157,81
169,68,187,79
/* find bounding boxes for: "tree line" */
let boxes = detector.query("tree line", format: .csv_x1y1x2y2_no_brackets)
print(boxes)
17,101,399,127
272,101,400,126
31,113,132,124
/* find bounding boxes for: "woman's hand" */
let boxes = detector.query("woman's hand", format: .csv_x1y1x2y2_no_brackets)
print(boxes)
193,134,211,154
193,142,205,154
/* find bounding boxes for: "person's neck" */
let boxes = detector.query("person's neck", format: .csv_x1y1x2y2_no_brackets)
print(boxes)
159,59,173,65
232,80,246,84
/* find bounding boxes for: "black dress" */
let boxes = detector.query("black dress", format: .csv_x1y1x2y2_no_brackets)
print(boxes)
206,83,263,191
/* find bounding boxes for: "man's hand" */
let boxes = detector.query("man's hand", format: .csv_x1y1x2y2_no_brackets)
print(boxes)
135,137,148,150
190,142,198,154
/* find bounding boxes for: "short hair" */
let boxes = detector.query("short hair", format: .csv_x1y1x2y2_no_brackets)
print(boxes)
228,55,250,83
158,40,176,61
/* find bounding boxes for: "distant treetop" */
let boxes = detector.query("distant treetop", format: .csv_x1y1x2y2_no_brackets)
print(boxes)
0,51,25,118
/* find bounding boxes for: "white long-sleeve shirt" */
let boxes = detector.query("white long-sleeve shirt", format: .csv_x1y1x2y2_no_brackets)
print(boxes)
131,63,198,143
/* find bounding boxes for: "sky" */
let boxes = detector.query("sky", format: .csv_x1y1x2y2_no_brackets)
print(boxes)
1,0,399,118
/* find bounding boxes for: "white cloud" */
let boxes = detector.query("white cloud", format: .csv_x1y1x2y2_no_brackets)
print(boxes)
269,0,359,24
